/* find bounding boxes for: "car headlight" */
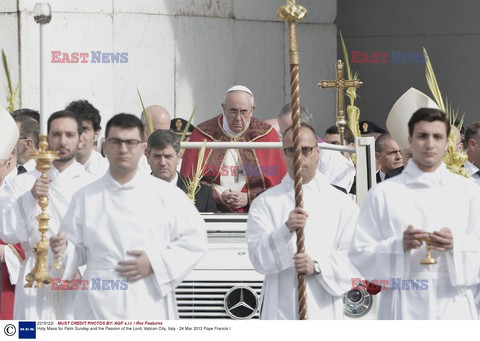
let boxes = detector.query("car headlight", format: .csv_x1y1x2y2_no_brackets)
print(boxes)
343,283,373,318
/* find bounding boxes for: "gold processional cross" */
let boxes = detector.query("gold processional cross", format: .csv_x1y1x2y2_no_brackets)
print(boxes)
318,60,362,145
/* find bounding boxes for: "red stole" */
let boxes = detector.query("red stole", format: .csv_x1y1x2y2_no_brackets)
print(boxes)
1,241,24,320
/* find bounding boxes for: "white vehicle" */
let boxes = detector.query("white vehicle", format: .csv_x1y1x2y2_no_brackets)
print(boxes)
175,138,379,320
176,214,261,319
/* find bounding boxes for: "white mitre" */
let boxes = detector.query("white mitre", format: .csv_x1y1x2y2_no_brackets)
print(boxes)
386,87,439,149
0,106,19,159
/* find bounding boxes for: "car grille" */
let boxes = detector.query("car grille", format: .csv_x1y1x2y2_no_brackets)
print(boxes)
176,280,263,319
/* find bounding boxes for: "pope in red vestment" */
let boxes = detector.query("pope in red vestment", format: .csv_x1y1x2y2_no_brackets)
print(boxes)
1,241,24,320
180,86,287,213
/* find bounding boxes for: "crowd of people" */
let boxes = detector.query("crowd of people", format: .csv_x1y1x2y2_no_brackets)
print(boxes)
0,85,479,320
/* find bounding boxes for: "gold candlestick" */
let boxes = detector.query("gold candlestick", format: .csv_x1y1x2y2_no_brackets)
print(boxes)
421,237,437,265
24,135,59,288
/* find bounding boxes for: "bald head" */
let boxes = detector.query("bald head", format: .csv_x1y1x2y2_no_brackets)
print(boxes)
265,118,280,134
141,105,171,135
277,104,313,138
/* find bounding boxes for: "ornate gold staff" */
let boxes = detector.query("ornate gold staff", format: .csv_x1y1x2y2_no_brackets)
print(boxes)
319,60,362,145
278,0,308,320
25,3,58,288
26,138,58,288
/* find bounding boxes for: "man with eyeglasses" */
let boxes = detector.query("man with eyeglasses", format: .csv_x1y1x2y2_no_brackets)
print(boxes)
278,104,355,193
12,110,40,176
180,85,287,213
0,110,95,319
246,123,361,319
52,113,207,319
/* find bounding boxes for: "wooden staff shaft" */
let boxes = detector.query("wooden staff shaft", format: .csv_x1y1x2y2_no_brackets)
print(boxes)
288,20,308,321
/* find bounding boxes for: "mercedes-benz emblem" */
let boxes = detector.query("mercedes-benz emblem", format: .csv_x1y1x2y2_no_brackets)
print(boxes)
224,285,259,319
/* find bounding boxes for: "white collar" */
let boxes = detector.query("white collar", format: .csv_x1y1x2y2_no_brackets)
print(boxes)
402,160,448,186
106,168,144,190
17,158,36,172
282,170,332,191
169,172,179,185
379,170,386,181
464,161,480,177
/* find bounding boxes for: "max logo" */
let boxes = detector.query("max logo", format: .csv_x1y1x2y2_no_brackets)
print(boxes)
51,51,128,63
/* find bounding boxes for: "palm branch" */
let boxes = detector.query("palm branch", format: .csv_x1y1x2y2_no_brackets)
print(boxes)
2,49,19,112
136,87,154,137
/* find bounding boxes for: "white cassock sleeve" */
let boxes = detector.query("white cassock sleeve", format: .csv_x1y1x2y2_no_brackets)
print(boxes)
318,150,355,192
0,178,37,244
246,195,295,275
143,193,208,298
349,188,406,284
315,201,362,296
59,194,88,280
446,187,480,287
4,246,22,285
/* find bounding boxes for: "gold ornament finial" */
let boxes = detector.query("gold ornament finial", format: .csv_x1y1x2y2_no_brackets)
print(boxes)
278,0,307,22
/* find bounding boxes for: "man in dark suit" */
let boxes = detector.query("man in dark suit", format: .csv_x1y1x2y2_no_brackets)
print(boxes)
384,148,412,180
384,165,404,180
375,133,403,183
146,129,217,212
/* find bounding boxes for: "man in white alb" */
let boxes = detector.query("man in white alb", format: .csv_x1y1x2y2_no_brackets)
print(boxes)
52,113,207,319
246,123,361,319
0,110,94,319
351,108,480,319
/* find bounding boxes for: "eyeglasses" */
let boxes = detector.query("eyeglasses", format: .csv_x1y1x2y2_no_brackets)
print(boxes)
283,146,317,157
225,109,253,117
107,138,142,149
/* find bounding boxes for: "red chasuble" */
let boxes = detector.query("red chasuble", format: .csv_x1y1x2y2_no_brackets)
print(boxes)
180,115,287,212
1,241,24,320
